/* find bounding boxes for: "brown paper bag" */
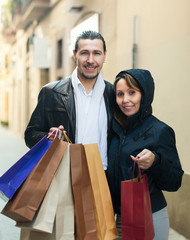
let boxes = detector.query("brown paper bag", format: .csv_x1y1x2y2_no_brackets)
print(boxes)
16,182,59,233
2,137,68,222
84,143,118,240
20,226,56,240
70,144,98,240
18,144,74,240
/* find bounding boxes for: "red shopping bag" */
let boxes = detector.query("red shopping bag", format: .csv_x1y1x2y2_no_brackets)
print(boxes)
121,162,155,240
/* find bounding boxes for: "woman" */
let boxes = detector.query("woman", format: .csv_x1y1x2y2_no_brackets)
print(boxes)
106,69,184,240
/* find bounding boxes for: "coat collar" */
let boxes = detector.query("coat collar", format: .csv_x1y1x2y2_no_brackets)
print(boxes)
53,76,72,95
112,116,154,142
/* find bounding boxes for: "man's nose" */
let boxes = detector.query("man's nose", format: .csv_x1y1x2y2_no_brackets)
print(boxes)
87,54,94,63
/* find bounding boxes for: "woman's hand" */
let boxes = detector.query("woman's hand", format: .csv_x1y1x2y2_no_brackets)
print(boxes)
48,125,64,141
130,149,155,170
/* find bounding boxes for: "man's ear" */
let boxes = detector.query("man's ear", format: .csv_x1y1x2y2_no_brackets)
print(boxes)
73,50,77,62
104,50,107,63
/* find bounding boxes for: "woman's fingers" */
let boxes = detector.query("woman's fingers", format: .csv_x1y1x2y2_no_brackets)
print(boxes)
130,149,155,169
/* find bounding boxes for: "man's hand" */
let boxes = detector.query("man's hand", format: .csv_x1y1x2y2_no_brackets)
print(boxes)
48,125,64,141
130,149,155,170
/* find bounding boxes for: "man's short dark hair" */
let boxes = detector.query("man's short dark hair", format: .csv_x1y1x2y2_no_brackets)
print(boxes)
74,30,106,52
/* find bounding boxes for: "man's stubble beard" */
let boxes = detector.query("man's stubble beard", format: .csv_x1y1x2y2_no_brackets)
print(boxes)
80,72,99,81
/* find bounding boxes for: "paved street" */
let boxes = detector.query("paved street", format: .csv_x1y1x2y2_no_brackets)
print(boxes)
0,126,188,240
0,126,28,240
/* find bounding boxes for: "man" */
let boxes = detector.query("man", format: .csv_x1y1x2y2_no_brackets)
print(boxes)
25,30,115,170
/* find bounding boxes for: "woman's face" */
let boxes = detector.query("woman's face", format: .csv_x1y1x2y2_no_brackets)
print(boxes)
116,78,142,117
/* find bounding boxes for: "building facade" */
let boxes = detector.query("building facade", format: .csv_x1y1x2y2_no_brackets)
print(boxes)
0,0,190,237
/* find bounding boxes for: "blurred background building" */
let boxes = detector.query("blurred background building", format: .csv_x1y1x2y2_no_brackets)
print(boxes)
0,0,189,238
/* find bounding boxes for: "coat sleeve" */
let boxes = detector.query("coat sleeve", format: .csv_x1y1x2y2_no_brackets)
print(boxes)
148,124,184,191
24,87,49,148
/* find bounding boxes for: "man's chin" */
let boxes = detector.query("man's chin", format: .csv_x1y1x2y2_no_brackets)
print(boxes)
81,73,99,80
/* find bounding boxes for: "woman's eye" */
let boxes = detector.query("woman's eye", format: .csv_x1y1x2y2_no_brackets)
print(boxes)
117,92,123,97
129,91,135,95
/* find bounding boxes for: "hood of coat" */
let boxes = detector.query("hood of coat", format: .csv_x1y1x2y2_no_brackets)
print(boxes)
117,69,155,121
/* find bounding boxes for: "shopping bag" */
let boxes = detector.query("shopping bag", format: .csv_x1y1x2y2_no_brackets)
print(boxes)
0,136,52,201
70,144,97,240
84,143,118,240
19,227,56,240
16,177,59,233
55,143,74,240
121,162,155,240
1,137,68,222
17,143,74,240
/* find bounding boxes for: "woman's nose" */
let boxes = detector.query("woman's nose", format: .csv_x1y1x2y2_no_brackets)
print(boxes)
123,94,130,102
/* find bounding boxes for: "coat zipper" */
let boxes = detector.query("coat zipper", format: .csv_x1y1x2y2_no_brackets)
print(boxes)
122,135,127,144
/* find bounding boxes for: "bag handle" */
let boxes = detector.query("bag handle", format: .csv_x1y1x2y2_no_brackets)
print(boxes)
47,128,59,139
63,131,72,143
47,128,72,143
132,159,142,182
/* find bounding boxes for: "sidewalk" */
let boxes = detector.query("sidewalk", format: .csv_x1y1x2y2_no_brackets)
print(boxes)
0,126,188,239
0,126,28,240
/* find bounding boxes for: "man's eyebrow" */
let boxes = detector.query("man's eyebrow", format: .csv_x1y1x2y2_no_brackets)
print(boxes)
79,48,103,51
79,49,89,53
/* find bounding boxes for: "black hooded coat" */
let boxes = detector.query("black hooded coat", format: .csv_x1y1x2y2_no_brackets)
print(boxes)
106,69,184,214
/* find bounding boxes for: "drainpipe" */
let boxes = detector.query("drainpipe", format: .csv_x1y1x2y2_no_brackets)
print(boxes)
132,15,137,69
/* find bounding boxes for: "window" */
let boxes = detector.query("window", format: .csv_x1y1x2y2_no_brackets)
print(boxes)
57,39,63,69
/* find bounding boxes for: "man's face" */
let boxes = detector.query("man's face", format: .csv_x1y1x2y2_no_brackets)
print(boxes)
73,39,107,82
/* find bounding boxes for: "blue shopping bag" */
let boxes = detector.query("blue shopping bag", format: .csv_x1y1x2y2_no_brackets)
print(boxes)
0,136,52,201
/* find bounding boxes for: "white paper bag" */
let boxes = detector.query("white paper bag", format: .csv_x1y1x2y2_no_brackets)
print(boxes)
55,144,74,240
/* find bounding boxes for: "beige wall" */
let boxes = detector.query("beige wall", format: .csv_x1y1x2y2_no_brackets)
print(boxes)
0,42,10,123
164,174,190,238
